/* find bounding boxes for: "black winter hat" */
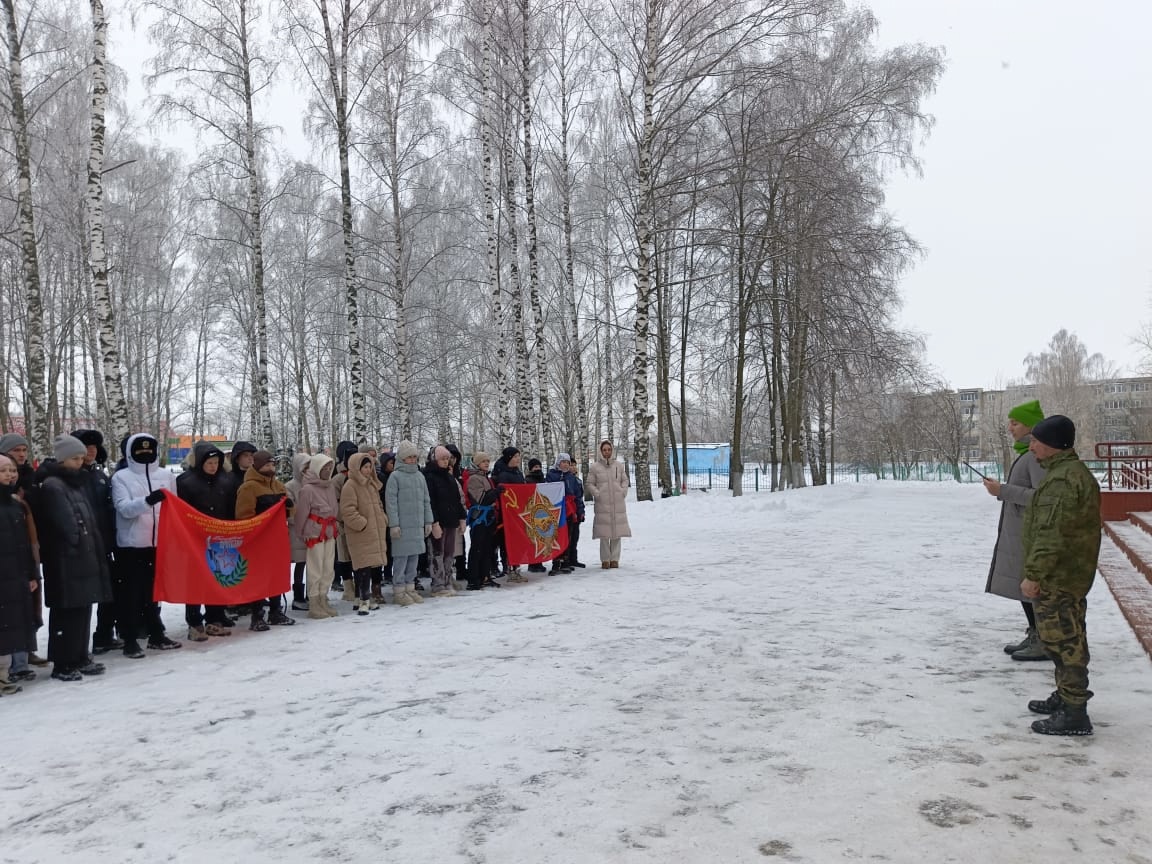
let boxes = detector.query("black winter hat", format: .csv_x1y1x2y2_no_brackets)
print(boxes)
1031,414,1076,450
335,440,358,468
501,446,520,462
527,458,542,471
72,429,108,464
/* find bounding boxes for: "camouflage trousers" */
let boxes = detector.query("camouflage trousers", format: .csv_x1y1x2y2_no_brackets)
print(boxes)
1034,590,1092,706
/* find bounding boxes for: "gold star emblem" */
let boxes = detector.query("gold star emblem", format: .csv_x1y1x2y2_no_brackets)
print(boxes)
517,488,562,559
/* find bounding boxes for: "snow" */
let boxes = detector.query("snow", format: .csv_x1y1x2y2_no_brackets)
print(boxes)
4,483,1152,863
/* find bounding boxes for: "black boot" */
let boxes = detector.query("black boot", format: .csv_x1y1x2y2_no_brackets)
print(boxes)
1031,705,1092,736
1027,691,1064,714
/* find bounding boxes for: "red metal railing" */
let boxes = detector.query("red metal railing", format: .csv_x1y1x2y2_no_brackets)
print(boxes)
1095,442,1152,491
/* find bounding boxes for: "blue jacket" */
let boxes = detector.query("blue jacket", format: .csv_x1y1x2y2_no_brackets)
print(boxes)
545,467,585,520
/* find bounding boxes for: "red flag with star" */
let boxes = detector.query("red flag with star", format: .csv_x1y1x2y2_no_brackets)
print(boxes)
501,482,568,566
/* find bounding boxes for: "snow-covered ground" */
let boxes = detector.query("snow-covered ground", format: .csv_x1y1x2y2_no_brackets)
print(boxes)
4,483,1151,863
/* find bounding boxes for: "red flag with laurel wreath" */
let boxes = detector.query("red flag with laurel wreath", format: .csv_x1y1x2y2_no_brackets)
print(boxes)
155,493,291,604
501,482,569,566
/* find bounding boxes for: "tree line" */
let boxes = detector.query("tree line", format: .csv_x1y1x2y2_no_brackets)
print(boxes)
1,0,943,499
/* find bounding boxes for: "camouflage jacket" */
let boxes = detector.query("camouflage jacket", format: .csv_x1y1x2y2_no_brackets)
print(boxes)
1022,449,1101,595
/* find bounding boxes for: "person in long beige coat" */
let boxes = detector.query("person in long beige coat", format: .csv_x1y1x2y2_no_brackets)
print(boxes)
340,453,389,614
586,439,631,568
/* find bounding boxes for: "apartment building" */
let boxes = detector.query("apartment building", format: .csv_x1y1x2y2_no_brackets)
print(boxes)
955,377,1152,461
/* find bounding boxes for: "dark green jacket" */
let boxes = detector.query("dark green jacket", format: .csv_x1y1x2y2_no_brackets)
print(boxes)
1022,449,1101,596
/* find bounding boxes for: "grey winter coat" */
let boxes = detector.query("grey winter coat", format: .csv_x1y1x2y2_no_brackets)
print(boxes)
284,453,312,563
587,456,631,539
985,443,1046,601
385,461,433,557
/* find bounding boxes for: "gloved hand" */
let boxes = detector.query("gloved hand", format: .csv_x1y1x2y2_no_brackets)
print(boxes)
423,523,433,538
145,489,166,506
431,522,443,540
390,526,402,539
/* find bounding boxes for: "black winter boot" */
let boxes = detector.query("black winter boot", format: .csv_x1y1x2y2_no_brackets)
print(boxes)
1028,691,1064,715
1031,705,1092,736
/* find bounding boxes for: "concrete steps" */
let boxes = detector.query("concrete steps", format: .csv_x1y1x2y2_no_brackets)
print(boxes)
1100,512,1152,659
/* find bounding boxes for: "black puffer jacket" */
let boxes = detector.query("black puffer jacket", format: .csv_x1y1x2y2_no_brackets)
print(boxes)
424,462,466,526
177,442,234,519
78,461,116,553
0,486,38,654
33,463,113,608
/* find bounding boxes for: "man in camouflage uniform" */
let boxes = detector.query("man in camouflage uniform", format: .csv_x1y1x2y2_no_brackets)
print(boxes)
1020,415,1101,736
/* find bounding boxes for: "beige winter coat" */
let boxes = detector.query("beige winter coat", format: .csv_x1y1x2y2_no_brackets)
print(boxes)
284,453,312,563
340,453,389,570
587,456,631,539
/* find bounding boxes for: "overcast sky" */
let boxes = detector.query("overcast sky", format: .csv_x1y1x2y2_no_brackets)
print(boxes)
109,1,1152,390
864,0,1152,387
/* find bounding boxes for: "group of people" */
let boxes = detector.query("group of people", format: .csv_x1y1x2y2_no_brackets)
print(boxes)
982,401,1102,736
0,429,634,694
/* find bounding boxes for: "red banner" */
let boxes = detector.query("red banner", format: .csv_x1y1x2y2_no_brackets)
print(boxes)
155,493,290,604
501,482,569,566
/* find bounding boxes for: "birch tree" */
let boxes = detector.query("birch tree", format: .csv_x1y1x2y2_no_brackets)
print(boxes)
147,0,277,446
1,0,49,454
85,0,128,442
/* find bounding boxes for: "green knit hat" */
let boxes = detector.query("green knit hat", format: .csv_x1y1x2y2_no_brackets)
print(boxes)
1008,399,1044,428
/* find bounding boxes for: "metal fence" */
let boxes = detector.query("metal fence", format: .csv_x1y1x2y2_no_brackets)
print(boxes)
625,460,1119,493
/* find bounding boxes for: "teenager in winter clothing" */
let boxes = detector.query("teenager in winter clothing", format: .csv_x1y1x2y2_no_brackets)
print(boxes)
331,440,358,596
177,442,236,641
424,446,467,596
546,454,584,572
72,429,123,654
235,451,295,629
587,440,631,568
385,440,433,606
490,447,525,577
224,441,257,495
284,453,313,611
0,433,44,671
0,433,35,497
982,399,1048,661
464,452,499,591
340,453,389,613
522,458,550,573
35,436,114,681
445,444,468,587
0,453,39,694
377,451,396,584
293,454,341,619
111,433,181,658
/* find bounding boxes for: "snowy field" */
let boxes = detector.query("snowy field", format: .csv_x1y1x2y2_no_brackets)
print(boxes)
4,483,1152,863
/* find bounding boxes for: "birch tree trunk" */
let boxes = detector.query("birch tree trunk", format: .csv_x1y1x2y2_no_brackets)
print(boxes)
2,0,49,456
237,0,275,448
317,0,366,442
630,1,657,502
500,100,535,451
555,22,588,466
518,0,554,458
480,1,511,442
86,0,129,443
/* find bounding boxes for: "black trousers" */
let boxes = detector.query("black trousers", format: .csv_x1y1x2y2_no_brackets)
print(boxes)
94,555,129,642
468,525,495,589
353,566,381,600
116,547,166,644
566,521,582,565
48,605,92,670
185,604,229,627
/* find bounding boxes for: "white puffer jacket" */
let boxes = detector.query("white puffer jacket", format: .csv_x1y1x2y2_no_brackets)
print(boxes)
111,433,178,548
